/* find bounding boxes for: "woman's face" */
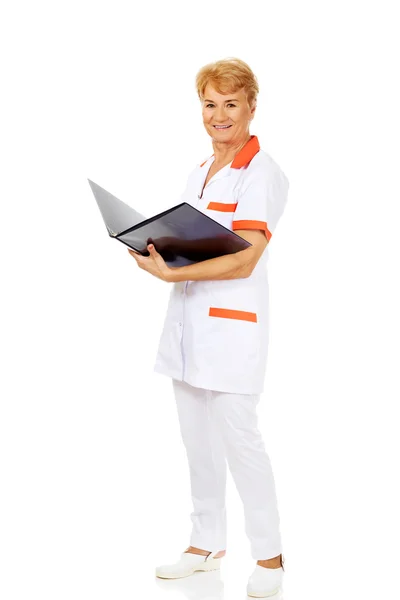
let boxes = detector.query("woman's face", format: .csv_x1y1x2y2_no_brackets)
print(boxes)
201,83,256,145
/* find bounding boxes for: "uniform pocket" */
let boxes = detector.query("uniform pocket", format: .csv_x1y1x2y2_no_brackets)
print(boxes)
205,306,261,368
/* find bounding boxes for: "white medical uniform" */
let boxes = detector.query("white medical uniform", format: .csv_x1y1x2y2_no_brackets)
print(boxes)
153,135,289,560
153,135,289,395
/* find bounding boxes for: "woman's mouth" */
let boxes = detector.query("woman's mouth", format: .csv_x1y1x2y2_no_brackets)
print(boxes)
213,125,232,130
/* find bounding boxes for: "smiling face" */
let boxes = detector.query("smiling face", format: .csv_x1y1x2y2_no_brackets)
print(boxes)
201,82,256,146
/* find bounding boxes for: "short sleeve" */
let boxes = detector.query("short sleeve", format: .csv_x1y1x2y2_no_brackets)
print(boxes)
232,163,289,242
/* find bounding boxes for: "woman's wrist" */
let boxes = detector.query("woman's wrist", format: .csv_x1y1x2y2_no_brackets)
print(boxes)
166,267,183,283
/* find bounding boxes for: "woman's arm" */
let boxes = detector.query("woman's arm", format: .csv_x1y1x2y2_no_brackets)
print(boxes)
128,230,268,283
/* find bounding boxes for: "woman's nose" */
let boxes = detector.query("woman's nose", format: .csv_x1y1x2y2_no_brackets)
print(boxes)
214,106,227,121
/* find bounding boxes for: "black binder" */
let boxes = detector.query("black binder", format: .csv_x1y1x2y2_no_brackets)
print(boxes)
88,179,252,267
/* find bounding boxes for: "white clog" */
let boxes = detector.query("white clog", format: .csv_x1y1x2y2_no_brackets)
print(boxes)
246,564,283,598
155,550,222,579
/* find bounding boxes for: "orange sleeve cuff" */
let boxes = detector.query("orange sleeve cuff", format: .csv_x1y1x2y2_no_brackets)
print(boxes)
232,220,272,241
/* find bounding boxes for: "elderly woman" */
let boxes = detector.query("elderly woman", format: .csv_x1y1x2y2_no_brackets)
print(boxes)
129,57,289,598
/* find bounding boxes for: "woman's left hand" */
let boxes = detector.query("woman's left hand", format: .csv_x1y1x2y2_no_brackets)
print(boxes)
128,244,172,282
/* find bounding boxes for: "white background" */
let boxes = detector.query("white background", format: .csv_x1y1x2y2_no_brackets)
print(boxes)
1,1,399,599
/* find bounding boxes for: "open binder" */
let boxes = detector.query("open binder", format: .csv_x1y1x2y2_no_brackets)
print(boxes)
88,179,252,267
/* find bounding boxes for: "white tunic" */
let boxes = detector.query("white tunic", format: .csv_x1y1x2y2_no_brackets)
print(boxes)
153,135,289,394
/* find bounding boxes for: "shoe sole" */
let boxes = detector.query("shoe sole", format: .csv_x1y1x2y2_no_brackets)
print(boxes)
247,586,281,598
155,557,221,579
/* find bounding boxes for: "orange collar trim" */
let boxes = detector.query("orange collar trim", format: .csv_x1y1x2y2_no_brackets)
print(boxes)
231,135,260,168
199,135,260,169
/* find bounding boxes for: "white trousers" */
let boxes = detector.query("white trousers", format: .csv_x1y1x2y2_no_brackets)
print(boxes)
172,378,282,561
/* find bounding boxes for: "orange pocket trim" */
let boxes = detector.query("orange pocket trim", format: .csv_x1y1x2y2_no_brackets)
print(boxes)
232,219,272,241
209,307,258,323
207,202,238,212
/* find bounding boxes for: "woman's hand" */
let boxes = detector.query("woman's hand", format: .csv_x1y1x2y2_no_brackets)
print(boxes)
128,244,173,282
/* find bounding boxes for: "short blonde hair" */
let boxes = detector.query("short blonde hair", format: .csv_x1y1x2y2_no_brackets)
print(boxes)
195,57,259,108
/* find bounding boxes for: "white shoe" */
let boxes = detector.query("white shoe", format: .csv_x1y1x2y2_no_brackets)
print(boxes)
246,564,283,598
155,550,222,579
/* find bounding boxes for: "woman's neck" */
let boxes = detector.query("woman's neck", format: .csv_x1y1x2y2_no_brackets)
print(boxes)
212,133,251,165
